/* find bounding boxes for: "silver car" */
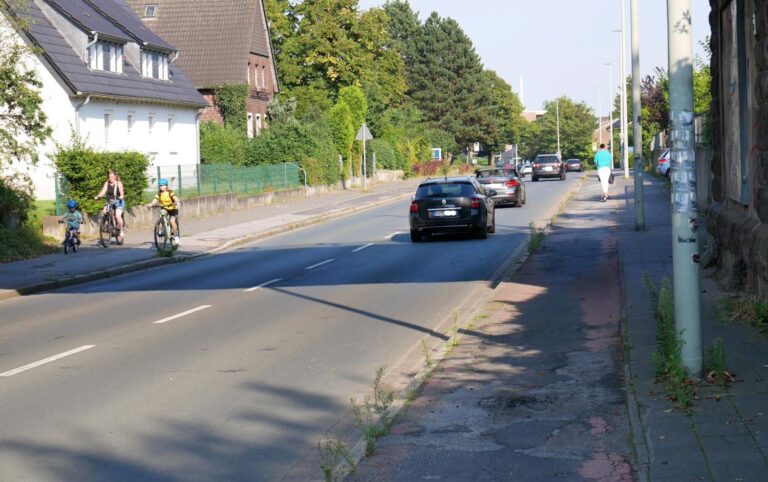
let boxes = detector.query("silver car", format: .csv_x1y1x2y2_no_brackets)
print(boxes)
474,167,526,207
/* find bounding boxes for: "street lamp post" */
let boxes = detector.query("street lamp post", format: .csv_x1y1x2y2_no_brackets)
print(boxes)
631,0,645,230
556,99,561,158
620,0,629,179
597,85,603,147
605,62,614,166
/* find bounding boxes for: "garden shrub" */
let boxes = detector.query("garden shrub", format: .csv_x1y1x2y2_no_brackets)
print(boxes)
214,84,249,132
200,121,248,166
0,173,33,227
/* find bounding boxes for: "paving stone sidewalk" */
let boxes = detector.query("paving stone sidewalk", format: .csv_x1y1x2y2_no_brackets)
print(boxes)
0,181,419,300
348,173,768,481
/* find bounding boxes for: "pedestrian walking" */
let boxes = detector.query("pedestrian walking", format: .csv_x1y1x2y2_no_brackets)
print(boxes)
594,143,613,202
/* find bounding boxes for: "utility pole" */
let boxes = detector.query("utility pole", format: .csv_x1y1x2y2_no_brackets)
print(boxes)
631,0,645,230
605,62,614,166
556,99,561,158
667,0,701,376
598,85,603,146
620,0,629,179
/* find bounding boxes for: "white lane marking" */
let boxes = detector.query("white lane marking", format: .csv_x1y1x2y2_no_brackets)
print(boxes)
352,243,375,253
152,305,212,324
0,345,95,377
244,278,283,293
305,258,335,270
383,231,402,240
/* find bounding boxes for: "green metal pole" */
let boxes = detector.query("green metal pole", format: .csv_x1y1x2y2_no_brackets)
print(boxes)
177,164,183,199
667,0,701,377
213,165,218,193
157,166,161,189
196,163,201,195
631,0,645,230
229,164,234,193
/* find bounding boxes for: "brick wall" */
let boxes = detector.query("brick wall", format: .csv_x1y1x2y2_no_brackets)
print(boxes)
707,0,768,296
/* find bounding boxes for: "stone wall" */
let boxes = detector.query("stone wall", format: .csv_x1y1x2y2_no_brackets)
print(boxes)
706,0,768,295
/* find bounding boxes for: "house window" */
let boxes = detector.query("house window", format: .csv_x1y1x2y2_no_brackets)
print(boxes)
261,66,267,90
247,63,251,85
168,115,175,134
104,111,112,146
143,5,157,18
141,50,169,80
148,113,155,135
255,114,262,136
127,112,135,134
89,41,123,73
247,113,254,138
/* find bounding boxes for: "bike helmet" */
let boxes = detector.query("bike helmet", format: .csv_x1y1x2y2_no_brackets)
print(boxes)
67,200,77,209
158,178,169,187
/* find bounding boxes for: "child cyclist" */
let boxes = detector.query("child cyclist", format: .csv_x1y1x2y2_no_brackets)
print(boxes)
148,178,181,242
60,199,83,246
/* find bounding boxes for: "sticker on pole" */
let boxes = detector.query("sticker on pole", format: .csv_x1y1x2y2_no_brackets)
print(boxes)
355,124,374,141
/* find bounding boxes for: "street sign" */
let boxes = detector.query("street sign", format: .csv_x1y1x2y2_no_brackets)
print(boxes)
355,124,373,141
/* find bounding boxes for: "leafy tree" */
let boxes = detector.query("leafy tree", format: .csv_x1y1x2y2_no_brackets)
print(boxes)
327,101,355,179
263,0,296,56
534,96,596,160
0,6,51,167
484,70,524,153
338,85,368,133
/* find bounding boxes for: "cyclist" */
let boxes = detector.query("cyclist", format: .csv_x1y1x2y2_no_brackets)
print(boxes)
94,170,126,241
149,178,181,242
60,199,83,246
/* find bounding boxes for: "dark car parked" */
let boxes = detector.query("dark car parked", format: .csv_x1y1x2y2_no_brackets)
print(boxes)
409,177,496,242
565,158,583,172
532,154,566,181
474,167,526,207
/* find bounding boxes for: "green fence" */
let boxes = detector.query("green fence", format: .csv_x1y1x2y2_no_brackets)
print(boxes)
55,162,302,214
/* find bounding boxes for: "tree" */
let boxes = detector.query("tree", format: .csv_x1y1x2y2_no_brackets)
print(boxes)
534,97,596,160
327,101,355,179
0,7,51,167
404,12,496,150
483,70,524,153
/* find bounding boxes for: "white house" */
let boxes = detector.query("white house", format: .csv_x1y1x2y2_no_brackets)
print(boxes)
4,0,206,199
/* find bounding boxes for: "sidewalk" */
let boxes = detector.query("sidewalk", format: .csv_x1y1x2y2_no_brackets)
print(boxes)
0,180,419,300
348,173,768,481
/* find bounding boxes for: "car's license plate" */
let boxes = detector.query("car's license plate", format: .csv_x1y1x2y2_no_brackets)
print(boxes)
430,209,458,218
544,166,553,171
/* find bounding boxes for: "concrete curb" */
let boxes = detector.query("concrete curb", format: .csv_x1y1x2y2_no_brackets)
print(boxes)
0,191,414,302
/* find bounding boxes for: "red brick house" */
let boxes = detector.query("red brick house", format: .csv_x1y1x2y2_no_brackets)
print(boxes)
125,0,279,137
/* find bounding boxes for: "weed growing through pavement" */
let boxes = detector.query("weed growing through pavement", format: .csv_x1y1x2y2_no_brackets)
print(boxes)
318,437,355,482
704,338,735,386
350,366,395,456
421,339,432,367
643,273,696,410
448,324,461,348
156,245,177,258
722,295,768,335
528,222,545,254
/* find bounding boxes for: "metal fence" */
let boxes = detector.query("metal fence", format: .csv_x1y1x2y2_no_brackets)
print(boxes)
55,162,301,215
150,162,301,199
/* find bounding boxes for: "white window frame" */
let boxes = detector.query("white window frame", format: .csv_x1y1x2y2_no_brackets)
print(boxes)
143,5,157,18
261,66,267,90
255,114,262,135
127,111,135,135
89,41,123,73
104,111,112,146
148,113,155,135
247,112,254,138
168,114,175,134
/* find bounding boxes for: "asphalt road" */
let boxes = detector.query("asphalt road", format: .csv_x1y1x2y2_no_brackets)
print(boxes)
0,174,584,481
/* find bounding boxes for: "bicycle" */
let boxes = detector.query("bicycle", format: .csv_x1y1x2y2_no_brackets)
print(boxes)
99,200,124,248
58,220,79,254
153,207,180,251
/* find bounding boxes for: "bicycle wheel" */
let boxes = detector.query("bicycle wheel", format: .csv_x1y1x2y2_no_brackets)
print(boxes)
63,234,69,254
154,217,168,251
72,234,78,253
99,216,112,248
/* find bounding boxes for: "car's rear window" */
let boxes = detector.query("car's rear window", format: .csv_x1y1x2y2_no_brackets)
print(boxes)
476,169,502,178
416,182,475,198
537,156,559,163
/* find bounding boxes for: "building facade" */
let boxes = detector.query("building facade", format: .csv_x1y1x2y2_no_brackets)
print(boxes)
126,0,279,138
4,0,206,199
706,0,768,295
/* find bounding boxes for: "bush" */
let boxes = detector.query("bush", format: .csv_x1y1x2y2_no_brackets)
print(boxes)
54,141,150,215
0,224,57,262
369,139,404,171
214,84,249,132
412,161,445,176
0,173,33,227
200,121,248,166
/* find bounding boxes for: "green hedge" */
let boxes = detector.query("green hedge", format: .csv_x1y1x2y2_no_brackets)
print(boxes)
54,143,150,215
369,139,405,171
200,121,248,166
215,84,249,132
0,174,33,227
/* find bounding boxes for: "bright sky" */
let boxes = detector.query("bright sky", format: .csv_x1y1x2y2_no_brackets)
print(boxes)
358,0,711,115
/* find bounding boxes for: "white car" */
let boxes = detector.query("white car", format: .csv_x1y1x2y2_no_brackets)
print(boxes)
656,149,671,177
519,162,533,177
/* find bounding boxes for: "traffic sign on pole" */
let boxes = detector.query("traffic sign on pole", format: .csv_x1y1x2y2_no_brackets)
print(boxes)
356,124,374,190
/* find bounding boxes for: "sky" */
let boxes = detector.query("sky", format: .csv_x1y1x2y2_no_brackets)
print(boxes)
357,0,711,116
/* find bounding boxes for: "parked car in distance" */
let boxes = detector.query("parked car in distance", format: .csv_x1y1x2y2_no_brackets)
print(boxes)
532,154,566,181
565,158,583,172
474,167,526,207
657,149,671,177
409,177,496,242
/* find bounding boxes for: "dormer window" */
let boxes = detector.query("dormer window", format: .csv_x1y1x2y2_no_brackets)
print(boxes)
88,40,123,73
143,5,157,18
141,49,169,80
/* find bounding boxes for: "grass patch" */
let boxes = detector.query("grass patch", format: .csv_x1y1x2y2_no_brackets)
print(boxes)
351,366,395,456
643,273,696,410
421,339,433,368
528,222,545,254
0,225,58,263
722,294,768,335
704,337,735,386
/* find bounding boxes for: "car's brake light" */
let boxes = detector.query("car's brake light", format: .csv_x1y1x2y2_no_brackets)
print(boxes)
506,179,519,187
533,163,540,169
410,201,418,213
659,158,668,164
471,198,481,209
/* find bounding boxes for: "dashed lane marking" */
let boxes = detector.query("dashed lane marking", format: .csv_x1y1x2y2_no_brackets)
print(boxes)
152,305,212,324
0,345,96,377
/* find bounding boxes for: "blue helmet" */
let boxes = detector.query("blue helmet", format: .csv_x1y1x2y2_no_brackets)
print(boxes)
158,178,169,187
67,200,77,209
